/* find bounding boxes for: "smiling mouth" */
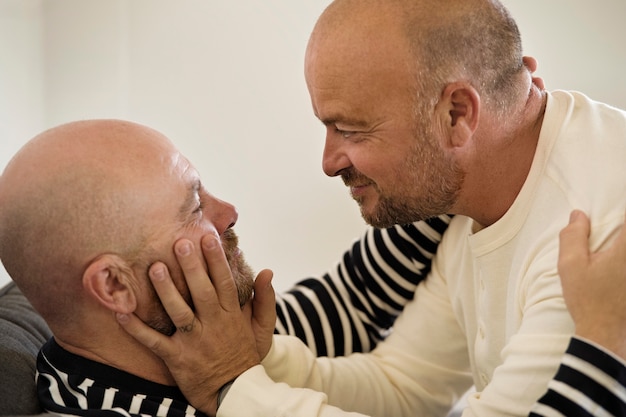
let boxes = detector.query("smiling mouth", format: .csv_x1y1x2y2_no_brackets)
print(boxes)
350,184,371,198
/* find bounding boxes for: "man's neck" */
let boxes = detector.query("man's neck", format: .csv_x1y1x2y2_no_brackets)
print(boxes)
54,328,176,386
455,81,548,228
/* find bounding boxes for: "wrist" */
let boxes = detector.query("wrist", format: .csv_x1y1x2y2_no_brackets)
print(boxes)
575,326,626,361
216,378,236,412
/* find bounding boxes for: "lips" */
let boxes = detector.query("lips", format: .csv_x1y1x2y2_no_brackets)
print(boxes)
340,167,375,197
350,184,371,198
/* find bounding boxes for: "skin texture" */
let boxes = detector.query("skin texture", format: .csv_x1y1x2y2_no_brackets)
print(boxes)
0,119,273,415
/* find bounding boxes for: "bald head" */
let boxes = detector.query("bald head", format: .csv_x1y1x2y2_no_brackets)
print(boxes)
306,0,524,113
0,120,180,322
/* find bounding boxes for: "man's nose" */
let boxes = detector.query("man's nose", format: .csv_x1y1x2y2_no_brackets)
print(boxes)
210,198,239,235
322,130,351,177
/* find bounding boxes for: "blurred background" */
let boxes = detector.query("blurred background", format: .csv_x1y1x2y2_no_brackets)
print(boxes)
1,0,625,291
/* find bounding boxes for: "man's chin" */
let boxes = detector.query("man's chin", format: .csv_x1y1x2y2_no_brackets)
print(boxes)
357,202,393,229
359,201,426,229
362,215,395,229
353,197,376,222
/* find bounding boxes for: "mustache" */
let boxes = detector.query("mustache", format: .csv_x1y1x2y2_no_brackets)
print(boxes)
221,228,239,258
340,168,374,187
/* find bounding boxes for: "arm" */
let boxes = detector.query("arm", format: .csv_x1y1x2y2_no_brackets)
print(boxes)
117,212,625,417
275,215,451,357
261,265,474,417
530,210,626,417
530,337,626,417
119,227,470,417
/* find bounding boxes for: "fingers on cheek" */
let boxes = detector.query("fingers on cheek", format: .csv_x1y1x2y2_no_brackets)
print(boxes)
175,240,196,265
149,263,169,286
201,235,228,270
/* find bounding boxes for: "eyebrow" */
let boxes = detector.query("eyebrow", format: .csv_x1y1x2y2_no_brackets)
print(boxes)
319,115,370,129
177,179,201,223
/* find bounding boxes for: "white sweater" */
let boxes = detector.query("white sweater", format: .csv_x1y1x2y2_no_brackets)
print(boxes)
219,91,626,417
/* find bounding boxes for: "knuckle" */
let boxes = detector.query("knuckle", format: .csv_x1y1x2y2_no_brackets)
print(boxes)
146,338,165,355
172,309,196,325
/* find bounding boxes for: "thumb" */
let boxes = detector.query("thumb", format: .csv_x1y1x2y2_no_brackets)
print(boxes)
253,269,275,327
252,269,275,359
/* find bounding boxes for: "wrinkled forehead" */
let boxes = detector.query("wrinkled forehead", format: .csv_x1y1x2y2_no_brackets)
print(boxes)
89,125,199,184
146,145,200,192
118,135,201,207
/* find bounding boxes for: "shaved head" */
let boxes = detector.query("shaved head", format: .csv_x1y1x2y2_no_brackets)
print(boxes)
307,0,524,116
0,118,257,384
304,0,529,226
0,120,181,324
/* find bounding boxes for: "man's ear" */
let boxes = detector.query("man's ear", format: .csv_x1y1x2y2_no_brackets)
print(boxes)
82,254,138,314
436,82,480,149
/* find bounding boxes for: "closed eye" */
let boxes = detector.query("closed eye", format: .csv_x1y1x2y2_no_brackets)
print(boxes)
178,179,207,225
193,201,204,214
335,127,355,138
193,191,210,216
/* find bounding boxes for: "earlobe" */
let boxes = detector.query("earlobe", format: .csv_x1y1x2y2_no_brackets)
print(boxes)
83,255,137,314
439,82,480,148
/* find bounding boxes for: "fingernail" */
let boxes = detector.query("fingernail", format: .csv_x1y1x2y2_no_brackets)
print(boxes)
116,313,128,323
151,264,165,281
177,241,192,256
203,236,218,250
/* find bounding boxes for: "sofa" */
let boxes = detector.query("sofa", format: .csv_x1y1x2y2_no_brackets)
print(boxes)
0,281,52,416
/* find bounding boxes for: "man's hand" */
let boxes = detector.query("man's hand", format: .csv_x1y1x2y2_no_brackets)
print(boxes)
558,210,626,359
116,234,275,416
247,262,277,361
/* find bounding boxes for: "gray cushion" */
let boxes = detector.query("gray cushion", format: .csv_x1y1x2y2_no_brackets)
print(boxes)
0,281,52,415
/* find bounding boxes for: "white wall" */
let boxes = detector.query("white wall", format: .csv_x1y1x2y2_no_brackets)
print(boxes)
0,0,45,286
1,0,625,290
506,0,626,107
0,1,44,158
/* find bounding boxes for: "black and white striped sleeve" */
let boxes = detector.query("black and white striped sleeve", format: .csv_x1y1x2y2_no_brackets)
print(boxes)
274,215,451,357
36,338,203,417
530,337,626,417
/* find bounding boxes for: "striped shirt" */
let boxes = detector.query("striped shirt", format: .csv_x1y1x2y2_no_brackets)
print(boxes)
531,338,626,417
36,216,625,416
37,338,203,417
274,217,626,416
274,215,451,356
36,216,451,417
